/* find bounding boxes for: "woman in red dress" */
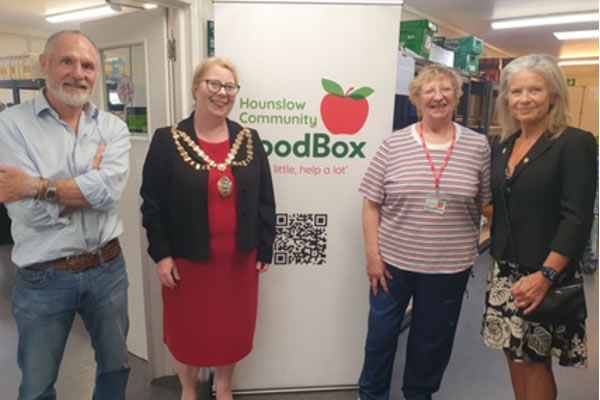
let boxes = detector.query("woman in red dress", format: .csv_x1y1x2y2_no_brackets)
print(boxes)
141,58,276,400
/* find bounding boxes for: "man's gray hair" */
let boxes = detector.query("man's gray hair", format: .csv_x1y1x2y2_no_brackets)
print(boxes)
44,30,99,58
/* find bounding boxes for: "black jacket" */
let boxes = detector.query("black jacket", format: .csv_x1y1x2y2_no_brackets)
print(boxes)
140,114,276,264
0,205,12,245
490,127,597,270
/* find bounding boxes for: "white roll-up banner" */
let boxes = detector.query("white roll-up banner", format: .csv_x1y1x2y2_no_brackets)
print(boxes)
214,1,402,391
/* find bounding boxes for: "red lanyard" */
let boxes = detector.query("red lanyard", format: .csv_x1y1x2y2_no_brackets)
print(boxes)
419,122,456,192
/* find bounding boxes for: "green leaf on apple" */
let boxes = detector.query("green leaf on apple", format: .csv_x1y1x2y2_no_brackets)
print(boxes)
321,79,345,97
348,87,374,100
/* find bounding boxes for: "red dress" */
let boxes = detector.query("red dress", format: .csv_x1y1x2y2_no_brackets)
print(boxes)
162,137,258,367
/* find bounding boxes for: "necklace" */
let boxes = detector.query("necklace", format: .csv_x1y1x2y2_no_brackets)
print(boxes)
170,125,254,197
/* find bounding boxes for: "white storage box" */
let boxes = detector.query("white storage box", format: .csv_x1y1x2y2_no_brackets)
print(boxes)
430,44,455,68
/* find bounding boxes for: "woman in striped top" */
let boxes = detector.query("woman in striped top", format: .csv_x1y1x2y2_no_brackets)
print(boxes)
358,64,491,400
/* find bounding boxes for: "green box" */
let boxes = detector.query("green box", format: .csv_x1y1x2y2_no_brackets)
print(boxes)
126,107,147,133
400,19,439,32
454,52,479,74
452,36,484,55
400,19,439,59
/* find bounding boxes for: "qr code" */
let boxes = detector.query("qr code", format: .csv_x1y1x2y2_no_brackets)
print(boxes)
274,213,328,265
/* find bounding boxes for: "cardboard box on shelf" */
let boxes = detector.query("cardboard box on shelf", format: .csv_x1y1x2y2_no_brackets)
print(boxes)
9,57,20,79
19,53,42,80
0,54,42,80
400,19,439,59
479,68,500,82
478,58,501,81
0,58,10,80
479,57,500,68
502,57,516,69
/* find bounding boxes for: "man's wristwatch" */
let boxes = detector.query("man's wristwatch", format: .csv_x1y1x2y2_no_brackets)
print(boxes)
540,266,559,282
40,178,58,202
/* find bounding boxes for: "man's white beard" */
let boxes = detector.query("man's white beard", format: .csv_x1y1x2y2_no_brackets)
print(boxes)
47,79,93,107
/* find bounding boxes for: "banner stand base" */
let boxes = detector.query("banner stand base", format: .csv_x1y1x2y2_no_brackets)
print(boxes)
212,384,358,396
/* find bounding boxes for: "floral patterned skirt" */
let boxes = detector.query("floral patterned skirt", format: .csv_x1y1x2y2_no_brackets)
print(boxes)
481,259,587,367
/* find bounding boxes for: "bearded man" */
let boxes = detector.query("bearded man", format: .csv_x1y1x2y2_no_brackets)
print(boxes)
0,30,131,400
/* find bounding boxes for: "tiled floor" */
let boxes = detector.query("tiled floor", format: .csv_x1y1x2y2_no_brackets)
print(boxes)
0,245,597,399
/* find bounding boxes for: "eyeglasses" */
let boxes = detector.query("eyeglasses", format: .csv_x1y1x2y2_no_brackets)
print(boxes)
202,79,240,96
420,87,454,97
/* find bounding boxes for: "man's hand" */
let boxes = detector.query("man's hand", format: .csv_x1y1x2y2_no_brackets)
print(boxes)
0,166,38,202
59,140,105,217
93,140,105,170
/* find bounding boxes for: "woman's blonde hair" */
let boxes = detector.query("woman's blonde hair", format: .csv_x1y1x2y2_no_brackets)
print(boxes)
494,54,570,142
408,64,463,117
191,57,239,101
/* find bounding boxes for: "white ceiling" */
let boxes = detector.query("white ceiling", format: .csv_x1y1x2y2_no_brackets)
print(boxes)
0,0,598,59
403,0,599,58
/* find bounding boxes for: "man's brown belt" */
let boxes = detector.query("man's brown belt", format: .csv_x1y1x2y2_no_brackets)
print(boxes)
52,239,122,272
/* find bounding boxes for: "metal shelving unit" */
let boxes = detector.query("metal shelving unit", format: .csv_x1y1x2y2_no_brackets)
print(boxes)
0,79,45,245
0,79,45,105
393,58,497,137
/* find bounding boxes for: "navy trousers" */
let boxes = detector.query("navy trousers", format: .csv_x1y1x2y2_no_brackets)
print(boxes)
358,265,471,400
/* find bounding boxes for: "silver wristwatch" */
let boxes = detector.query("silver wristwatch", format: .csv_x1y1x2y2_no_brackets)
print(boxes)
45,178,58,202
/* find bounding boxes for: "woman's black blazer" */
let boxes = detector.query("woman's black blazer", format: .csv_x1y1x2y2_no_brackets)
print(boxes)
490,127,597,270
140,114,276,264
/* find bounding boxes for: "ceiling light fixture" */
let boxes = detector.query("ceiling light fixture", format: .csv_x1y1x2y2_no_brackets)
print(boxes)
554,30,600,40
491,11,599,30
558,59,599,66
107,0,191,8
559,53,598,59
213,0,404,4
46,4,121,23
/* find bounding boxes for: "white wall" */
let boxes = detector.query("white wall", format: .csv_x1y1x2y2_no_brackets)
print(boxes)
0,30,48,105
0,31,46,56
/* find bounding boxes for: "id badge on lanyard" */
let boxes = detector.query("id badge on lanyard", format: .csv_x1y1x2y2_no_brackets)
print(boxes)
424,193,447,215
419,123,455,216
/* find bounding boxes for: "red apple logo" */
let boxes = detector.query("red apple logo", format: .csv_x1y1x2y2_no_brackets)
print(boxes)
320,78,374,135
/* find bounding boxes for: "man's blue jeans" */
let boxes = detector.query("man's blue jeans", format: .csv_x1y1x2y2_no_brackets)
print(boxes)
11,253,130,400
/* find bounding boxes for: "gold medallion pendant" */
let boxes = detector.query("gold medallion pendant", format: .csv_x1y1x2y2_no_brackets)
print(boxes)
217,175,233,197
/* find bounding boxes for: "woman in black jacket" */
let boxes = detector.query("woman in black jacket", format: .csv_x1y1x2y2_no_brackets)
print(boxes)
482,54,596,400
140,57,275,400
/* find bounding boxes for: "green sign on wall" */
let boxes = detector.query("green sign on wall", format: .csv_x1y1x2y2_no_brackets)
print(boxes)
567,78,576,86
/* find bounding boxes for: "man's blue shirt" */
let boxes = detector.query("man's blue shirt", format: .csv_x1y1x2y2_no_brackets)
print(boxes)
0,92,130,266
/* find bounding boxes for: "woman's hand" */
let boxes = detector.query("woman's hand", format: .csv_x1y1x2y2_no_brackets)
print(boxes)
511,271,552,315
256,261,270,273
367,252,393,296
156,256,180,289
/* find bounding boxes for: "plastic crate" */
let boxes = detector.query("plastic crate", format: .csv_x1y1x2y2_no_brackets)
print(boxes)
400,19,438,32
400,19,439,59
453,36,484,55
454,52,479,74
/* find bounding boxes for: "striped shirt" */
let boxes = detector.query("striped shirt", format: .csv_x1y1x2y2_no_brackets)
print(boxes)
359,122,491,273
